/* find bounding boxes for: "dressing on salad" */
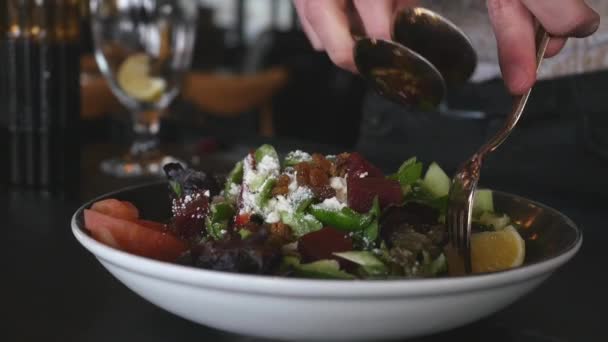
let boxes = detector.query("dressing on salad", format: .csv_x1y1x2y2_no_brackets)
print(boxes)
84,144,525,279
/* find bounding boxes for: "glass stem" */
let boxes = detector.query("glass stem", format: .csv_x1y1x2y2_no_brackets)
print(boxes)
130,110,161,158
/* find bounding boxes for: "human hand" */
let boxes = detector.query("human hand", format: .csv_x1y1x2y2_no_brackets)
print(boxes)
293,0,417,73
294,0,600,95
487,0,599,94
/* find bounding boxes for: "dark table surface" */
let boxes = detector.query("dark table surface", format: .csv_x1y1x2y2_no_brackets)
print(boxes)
4,140,608,342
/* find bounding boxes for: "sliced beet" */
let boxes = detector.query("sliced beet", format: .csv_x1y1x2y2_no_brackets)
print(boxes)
346,152,383,179
347,177,403,213
298,227,353,262
171,192,210,241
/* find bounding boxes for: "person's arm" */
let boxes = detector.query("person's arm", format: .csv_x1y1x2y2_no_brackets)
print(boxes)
294,0,600,95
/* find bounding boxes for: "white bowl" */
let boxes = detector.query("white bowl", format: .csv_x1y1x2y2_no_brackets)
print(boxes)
72,182,581,341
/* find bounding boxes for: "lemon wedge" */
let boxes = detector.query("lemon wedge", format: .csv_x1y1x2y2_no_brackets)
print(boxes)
117,53,166,102
470,225,525,273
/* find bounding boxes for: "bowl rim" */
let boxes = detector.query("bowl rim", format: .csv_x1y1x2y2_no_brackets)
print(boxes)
72,181,582,299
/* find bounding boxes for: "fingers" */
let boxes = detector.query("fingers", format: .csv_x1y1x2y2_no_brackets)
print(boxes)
393,0,420,12
545,38,567,58
302,0,357,72
487,0,537,95
294,0,322,49
521,0,600,38
353,0,393,40
351,0,419,39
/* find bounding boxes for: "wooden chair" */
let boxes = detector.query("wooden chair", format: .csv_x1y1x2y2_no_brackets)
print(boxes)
80,55,289,137
181,67,288,136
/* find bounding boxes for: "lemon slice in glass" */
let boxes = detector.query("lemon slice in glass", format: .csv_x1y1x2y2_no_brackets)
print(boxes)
470,225,526,273
117,53,166,102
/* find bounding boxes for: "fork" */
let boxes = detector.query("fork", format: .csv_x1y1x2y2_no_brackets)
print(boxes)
446,28,551,274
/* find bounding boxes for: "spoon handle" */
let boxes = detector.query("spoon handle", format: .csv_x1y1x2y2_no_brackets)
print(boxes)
477,28,550,158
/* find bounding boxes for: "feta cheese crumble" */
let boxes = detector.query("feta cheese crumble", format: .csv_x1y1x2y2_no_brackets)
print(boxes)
330,176,348,203
287,150,312,162
257,155,280,175
315,197,346,211
240,154,280,215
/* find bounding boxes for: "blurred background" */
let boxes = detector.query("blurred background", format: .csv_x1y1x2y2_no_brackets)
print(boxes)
2,0,608,198
79,0,366,150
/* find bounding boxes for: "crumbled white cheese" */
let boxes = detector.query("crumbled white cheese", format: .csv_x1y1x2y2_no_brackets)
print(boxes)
288,150,312,162
257,155,280,176
303,213,316,221
266,211,280,224
243,154,256,184
274,195,293,214
359,172,368,178
263,195,293,223
240,187,259,214
262,186,313,223
240,153,281,215
330,176,348,203
203,190,210,197
228,183,241,197
291,186,312,204
315,197,346,211
287,172,298,192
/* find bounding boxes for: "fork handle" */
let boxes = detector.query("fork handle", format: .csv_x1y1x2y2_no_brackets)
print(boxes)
477,28,551,158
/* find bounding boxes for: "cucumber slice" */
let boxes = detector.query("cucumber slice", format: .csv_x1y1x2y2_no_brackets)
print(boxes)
280,211,323,238
422,162,450,198
333,251,387,276
256,177,277,208
473,189,494,216
389,157,423,187
224,161,243,188
282,257,355,279
254,144,279,164
478,211,510,230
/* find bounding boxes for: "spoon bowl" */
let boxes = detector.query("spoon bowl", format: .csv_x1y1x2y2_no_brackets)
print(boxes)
354,38,445,109
353,7,477,109
393,7,477,86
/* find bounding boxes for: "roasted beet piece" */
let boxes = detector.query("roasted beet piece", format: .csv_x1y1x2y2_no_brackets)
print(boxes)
346,152,383,179
298,227,353,262
347,177,403,213
171,192,209,241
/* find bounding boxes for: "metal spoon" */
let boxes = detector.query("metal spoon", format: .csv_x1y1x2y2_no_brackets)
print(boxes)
354,38,446,109
392,7,477,87
354,7,477,109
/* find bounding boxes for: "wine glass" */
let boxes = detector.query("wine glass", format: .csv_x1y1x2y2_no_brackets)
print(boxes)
90,0,197,177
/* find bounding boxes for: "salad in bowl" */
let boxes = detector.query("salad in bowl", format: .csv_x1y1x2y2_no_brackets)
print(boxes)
73,144,581,340
83,144,525,279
